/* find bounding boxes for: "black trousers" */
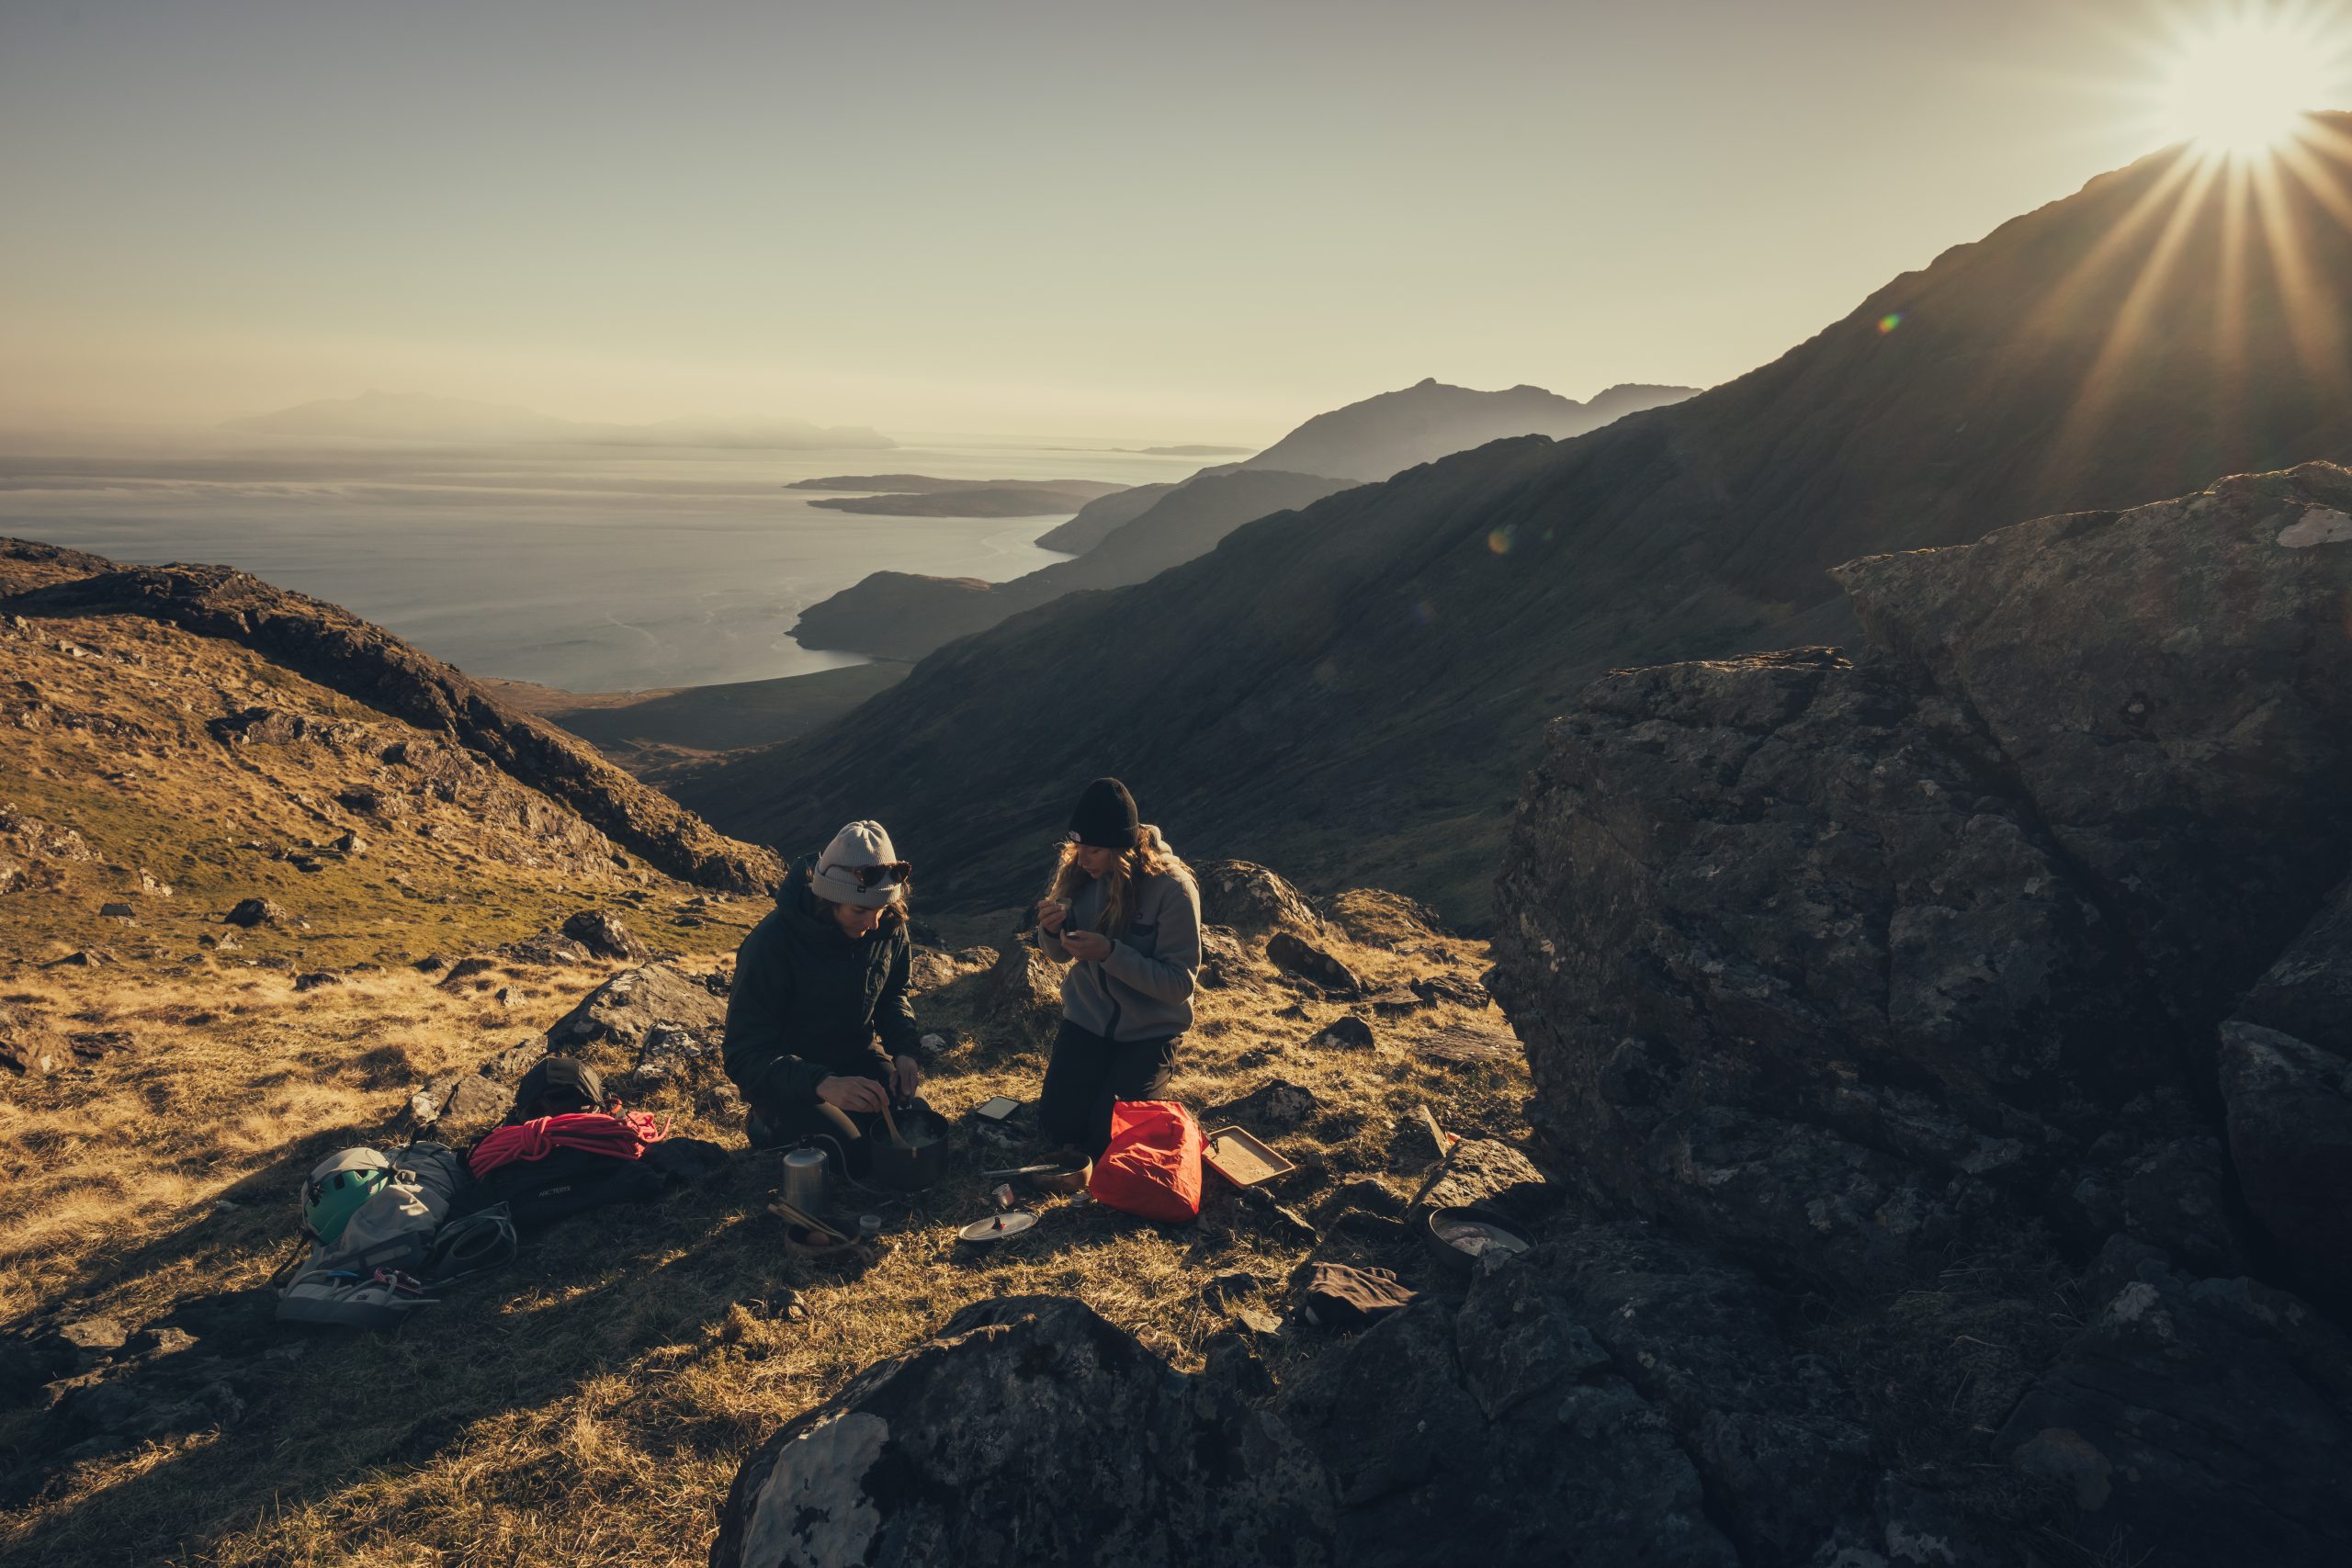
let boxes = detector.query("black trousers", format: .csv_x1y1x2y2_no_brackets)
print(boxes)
1037,1019,1180,1157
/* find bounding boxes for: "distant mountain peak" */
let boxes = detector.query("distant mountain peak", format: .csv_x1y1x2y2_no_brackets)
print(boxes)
1238,377,1699,482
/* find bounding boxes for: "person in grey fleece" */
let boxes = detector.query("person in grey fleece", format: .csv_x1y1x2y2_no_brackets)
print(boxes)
1032,776,1203,1156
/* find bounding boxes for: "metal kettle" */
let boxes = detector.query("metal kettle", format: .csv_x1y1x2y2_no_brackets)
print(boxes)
779,1144,833,1216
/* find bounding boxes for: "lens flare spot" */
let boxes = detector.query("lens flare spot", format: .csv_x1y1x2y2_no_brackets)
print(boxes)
1878,311,1905,334
1487,525,1516,555
1411,600,1436,626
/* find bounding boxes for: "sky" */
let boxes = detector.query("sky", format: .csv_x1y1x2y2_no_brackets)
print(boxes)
5,0,2351,444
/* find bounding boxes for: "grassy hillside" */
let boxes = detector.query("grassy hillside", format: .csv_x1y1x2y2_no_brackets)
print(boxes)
0,560,1535,1563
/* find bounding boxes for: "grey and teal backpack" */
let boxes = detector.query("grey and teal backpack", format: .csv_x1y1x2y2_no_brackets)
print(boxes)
276,1143,514,1329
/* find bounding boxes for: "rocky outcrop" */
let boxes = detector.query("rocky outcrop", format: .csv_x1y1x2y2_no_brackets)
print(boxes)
1406,1136,1559,1224
1997,1250,2352,1565
2220,1021,2352,1281
1492,465,2352,1560
560,908,648,963
1271,1224,1893,1568
709,1296,1336,1568
1208,1078,1319,1131
0,1003,61,1077
1,546,780,892
548,962,736,1116
1498,467,2352,1282
1196,859,1329,938
1265,931,1361,996
1830,466,2352,1032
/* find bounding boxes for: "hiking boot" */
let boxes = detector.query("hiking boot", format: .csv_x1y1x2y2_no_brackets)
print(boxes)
744,1106,784,1151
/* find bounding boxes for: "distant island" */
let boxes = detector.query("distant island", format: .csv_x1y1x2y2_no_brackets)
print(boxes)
788,475,994,492
1131,444,1258,457
227,390,894,450
790,475,1129,518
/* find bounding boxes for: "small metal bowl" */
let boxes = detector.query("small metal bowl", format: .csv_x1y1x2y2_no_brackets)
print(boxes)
1421,1205,1534,1278
1028,1148,1093,1195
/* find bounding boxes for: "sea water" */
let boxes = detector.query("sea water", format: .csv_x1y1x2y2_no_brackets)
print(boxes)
0,434,1193,693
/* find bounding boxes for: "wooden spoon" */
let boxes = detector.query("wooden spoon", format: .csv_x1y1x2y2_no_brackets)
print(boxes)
877,1099,908,1149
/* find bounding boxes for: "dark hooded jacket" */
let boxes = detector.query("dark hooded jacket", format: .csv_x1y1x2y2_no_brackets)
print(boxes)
722,853,919,1108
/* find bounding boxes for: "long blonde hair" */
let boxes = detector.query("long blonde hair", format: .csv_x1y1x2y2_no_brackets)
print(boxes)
1046,824,1190,935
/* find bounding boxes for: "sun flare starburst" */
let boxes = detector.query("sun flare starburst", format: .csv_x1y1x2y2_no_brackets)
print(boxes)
2154,4,2352,158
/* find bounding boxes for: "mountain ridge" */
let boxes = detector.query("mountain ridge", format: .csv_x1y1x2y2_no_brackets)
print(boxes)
677,124,2352,921
1,539,779,893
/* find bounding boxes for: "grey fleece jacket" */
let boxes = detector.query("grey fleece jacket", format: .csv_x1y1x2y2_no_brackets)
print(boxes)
1034,867,1203,1041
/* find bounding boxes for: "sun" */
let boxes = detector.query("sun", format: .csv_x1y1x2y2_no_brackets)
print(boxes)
2155,6,2346,157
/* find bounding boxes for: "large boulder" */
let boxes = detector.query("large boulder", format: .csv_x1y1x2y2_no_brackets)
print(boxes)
1996,1255,2352,1567
549,961,727,1055
547,962,735,1120
0,1003,60,1077
1266,931,1362,997
1495,647,2143,1285
2219,1021,2352,1283
1495,467,2352,1291
709,1296,1335,1568
1406,1136,1560,1224
1833,464,2352,1032
2236,874,2352,1058
560,908,649,963
1484,465,2352,1562
1273,1225,1879,1567
1196,860,1329,938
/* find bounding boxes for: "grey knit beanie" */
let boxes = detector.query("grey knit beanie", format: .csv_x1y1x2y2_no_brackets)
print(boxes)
811,820,907,908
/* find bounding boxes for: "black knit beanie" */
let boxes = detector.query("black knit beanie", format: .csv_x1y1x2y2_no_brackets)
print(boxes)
1069,777,1140,849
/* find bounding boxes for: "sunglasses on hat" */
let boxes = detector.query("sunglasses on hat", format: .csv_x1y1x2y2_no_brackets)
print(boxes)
827,860,912,889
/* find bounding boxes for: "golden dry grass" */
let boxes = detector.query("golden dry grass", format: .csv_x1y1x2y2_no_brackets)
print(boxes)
3,882,1521,1565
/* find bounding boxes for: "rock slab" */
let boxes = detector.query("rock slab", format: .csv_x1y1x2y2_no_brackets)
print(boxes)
709,1296,1335,1568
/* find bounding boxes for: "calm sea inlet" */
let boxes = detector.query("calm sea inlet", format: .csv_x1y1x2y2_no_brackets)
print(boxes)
0,435,1192,693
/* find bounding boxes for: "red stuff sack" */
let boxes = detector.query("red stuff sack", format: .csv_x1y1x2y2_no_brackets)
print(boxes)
1088,1100,1204,1223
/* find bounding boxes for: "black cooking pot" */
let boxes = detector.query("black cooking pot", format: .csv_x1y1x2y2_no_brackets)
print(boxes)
868,1099,954,1192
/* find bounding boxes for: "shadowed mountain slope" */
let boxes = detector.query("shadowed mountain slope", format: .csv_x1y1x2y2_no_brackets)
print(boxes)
790,469,1354,660
1035,482,1181,553
681,125,2352,919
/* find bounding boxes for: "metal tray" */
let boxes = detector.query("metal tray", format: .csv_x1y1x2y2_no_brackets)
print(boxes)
1204,1124,1298,1188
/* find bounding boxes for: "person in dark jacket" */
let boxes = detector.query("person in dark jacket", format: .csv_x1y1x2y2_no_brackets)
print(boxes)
1032,778,1202,1156
724,819,922,1154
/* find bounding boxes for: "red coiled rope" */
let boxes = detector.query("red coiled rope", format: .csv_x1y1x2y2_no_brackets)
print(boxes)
467,1108,667,1179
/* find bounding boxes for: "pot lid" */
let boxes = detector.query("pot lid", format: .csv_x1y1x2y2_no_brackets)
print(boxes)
956,1211,1039,1243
